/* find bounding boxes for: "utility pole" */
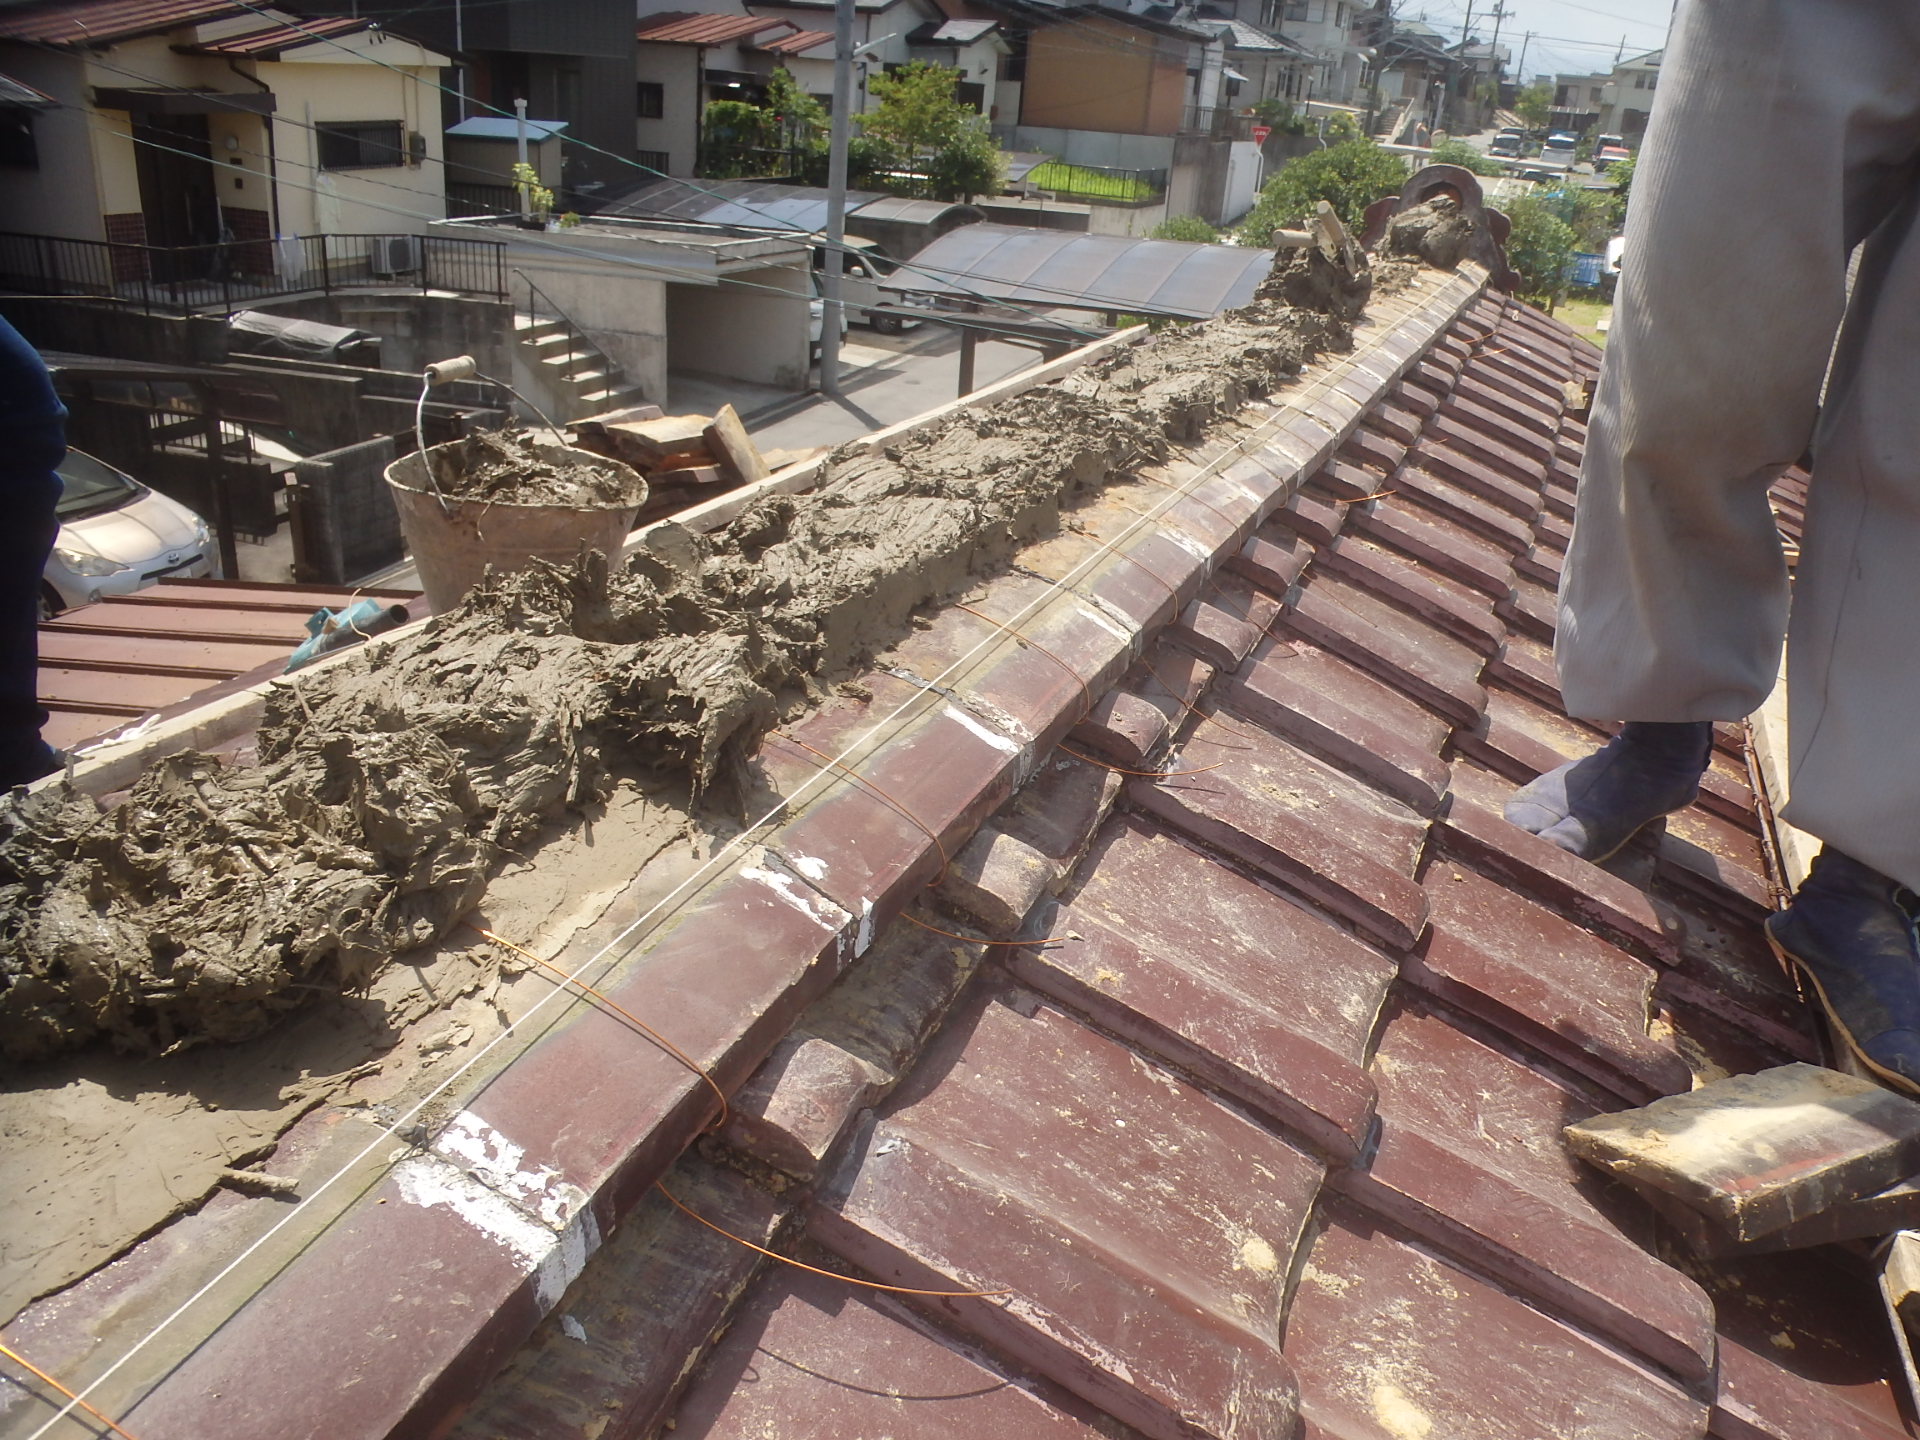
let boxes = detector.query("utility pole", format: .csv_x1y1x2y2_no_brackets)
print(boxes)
819,0,854,397
1516,30,1531,84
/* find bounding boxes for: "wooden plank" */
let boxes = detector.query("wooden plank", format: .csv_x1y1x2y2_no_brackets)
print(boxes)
703,404,769,486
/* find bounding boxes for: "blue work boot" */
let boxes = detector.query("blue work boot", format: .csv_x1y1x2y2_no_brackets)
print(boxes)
1504,721,1714,863
1767,849,1920,1098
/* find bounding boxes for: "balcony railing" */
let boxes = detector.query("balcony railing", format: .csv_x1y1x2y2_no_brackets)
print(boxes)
1020,160,1169,204
0,229,508,316
1179,106,1258,141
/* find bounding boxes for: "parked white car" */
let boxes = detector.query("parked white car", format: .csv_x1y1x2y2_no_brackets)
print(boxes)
42,448,216,617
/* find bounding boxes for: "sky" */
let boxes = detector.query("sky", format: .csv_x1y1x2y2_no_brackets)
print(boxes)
1398,0,1676,84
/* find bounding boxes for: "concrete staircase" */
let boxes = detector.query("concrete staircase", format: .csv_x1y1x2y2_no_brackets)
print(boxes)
511,311,647,422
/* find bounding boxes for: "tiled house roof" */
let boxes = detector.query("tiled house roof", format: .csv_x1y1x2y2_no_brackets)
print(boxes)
5,245,1899,1437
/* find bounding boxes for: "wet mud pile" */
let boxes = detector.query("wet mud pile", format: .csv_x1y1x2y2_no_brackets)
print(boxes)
0,238,1377,1062
425,429,642,507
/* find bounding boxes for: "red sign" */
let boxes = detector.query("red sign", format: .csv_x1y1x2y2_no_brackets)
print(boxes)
1251,124,1272,144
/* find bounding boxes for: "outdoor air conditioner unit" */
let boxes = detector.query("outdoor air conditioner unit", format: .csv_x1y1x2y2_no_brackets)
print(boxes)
368,234,421,276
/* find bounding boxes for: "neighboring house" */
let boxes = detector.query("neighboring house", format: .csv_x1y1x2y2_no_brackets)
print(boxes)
1199,14,1319,110
984,0,1262,229
0,0,451,254
1597,48,1661,140
904,19,1008,119
635,11,802,179
1447,36,1507,131
1273,0,1376,105
1373,19,1454,140
300,0,640,198
1552,70,1608,134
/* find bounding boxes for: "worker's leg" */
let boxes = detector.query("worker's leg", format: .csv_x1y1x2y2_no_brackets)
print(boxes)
1558,0,1920,722
1511,0,1920,860
1778,177,1920,891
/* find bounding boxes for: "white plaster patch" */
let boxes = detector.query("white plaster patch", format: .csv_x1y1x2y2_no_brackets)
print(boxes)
561,1314,588,1342
1155,526,1213,563
942,703,1020,755
790,853,829,881
742,861,843,929
1072,600,1133,645
855,897,876,957
535,1206,602,1310
392,1153,557,1276
434,1110,590,1230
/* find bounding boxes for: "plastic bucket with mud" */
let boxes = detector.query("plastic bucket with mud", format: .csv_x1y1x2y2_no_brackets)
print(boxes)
386,430,648,614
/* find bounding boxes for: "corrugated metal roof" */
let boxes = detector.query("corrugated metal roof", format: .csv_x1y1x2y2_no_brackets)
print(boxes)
907,18,999,44
591,177,968,234
636,12,792,46
39,578,419,753
755,26,831,54
0,70,56,106
895,223,1276,319
182,15,370,57
447,116,570,141
0,0,243,46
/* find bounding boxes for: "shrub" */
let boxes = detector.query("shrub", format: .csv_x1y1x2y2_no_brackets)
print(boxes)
1503,194,1578,302
1430,137,1503,176
1150,214,1220,243
1235,137,1409,244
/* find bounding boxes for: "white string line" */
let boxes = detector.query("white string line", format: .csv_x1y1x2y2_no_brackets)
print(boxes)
24,299,1388,1438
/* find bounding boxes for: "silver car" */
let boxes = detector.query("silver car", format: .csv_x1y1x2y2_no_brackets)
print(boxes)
42,449,216,617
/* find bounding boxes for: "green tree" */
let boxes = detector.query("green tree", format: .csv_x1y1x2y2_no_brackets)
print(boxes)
699,99,778,179
859,61,1004,201
1235,137,1408,244
1150,214,1220,243
1503,194,1578,302
1430,137,1503,176
1515,81,1551,131
1608,153,1636,212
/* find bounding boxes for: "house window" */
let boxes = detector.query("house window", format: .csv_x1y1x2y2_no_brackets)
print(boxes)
0,106,37,169
1283,0,1309,20
315,120,405,170
1335,2,1347,27
637,81,665,118
637,148,670,174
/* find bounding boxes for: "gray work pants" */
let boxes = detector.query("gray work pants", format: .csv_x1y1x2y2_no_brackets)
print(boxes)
1557,0,1920,889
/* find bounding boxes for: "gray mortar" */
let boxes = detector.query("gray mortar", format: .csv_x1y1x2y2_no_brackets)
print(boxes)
0,240,1377,1062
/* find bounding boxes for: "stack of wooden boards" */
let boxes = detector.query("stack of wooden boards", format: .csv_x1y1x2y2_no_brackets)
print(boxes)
571,403,828,525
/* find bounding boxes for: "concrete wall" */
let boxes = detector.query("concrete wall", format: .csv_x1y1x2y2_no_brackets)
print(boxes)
666,263,810,391
261,292,515,379
0,50,106,241
1000,125,1177,172
290,433,404,584
500,251,671,402
1022,17,1186,136
635,45,701,176
1086,199,1169,237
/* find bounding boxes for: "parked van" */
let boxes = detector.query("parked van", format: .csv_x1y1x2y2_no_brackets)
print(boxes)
810,237,923,335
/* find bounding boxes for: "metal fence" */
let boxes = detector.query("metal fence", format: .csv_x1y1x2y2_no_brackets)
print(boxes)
1021,160,1169,203
1179,106,1257,141
0,229,507,315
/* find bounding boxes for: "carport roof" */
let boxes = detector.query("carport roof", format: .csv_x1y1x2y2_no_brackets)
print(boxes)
591,177,973,234
894,223,1277,319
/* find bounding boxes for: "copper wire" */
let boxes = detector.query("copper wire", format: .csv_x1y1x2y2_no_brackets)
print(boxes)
955,603,1095,721
470,927,730,1129
898,911,1051,948
654,1182,1011,1298
769,732,951,882
1055,743,1225,779
0,1342,141,1440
